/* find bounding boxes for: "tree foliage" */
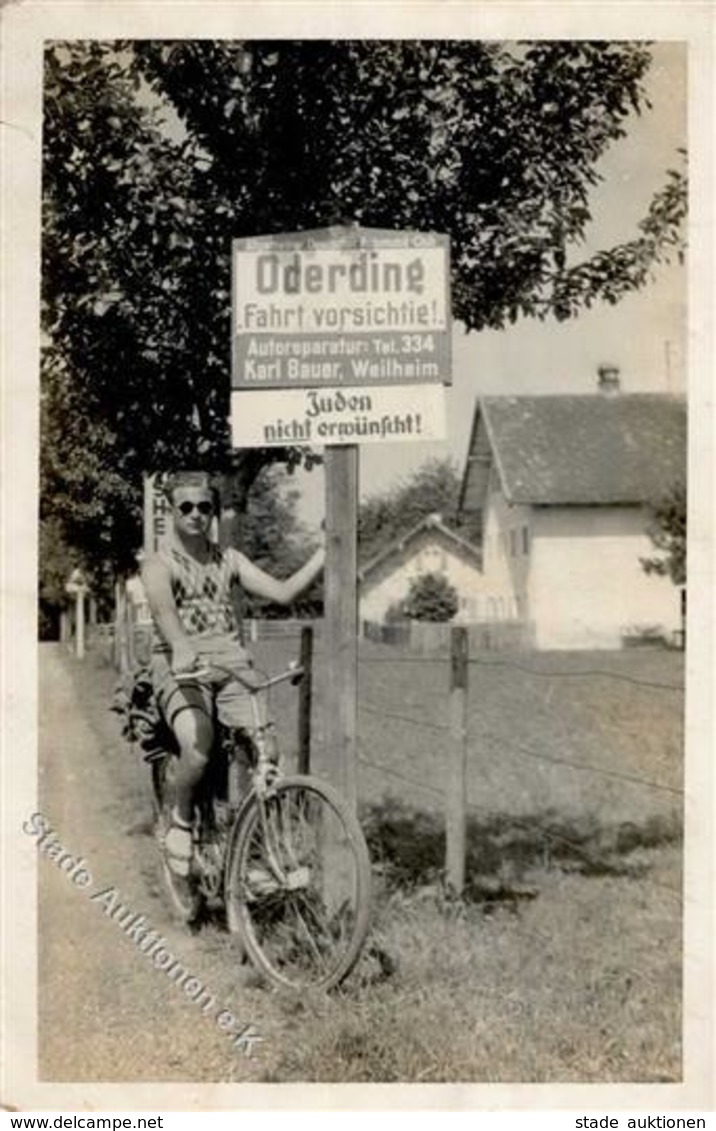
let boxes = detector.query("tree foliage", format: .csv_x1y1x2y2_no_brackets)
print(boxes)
41,40,687,592
132,41,686,329
358,457,479,563
400,572,460,623
641,481,686,586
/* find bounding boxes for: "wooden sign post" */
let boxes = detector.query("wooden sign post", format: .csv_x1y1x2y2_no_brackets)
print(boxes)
324,445,359,812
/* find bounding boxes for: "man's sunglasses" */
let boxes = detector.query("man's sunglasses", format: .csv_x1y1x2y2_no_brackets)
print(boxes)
177,501,213,516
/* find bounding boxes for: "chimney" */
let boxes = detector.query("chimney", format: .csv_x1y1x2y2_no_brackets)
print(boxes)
597,364,621,395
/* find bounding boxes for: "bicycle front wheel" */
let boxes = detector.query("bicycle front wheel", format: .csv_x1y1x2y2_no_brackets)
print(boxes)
224,776,372,991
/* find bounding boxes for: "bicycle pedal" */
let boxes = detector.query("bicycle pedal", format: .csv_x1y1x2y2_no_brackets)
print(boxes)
245,867,281,897
284,866,310,890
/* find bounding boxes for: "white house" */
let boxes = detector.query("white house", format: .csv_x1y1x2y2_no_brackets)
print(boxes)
459,383,686,650
358,513,485,624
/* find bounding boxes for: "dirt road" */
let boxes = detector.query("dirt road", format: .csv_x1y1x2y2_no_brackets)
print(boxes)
37,645,279,1083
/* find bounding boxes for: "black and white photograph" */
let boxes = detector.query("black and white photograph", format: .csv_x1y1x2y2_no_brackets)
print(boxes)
1,0,713,1114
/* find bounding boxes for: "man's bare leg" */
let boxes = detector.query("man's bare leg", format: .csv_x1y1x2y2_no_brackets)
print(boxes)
164,707,213,874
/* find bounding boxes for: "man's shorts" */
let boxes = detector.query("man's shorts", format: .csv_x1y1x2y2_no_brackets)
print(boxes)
150,635,266,733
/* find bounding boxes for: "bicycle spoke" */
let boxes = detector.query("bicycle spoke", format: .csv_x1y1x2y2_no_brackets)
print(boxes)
277,791,303,871
286,896,330,972
227,779,371,990
292,888,340,951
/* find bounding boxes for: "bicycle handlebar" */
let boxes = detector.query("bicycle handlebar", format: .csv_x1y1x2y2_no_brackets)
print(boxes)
175,662,304,693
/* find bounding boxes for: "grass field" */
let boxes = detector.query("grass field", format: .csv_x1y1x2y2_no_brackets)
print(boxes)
74,633,684,1082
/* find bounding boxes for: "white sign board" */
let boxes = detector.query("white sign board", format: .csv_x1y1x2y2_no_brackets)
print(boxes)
143,474,172,555
231,384,447,449
232,227,451,389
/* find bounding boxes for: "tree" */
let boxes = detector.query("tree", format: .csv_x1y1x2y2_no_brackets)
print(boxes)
641,482,686,586
41,42,318,583
401,573,459,623
42,40,687,583
132,41,686,328
359,457,479,563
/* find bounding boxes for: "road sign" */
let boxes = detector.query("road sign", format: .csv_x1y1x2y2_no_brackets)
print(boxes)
230,383,446,449
65,569,88,660
232,227,451,389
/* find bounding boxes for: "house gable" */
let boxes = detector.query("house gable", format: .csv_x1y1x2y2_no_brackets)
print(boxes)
358,515,484,623
359,513,481,584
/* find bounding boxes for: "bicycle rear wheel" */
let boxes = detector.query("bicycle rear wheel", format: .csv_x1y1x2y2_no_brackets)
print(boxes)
224,775,372,991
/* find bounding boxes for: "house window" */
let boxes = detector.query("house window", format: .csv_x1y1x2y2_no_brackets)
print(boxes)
423,546,446,574
509,530,517,557
522,525,529,555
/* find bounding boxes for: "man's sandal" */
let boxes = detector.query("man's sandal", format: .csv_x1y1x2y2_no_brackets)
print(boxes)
164,815,193,877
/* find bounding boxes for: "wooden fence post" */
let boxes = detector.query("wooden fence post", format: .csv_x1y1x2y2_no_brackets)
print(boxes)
115,581,131,674
126,598,136,670
446,625,469,896
75,590,86,660
297,624,314,774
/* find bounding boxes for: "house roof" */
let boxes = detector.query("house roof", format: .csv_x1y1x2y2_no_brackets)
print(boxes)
460,394,687,510
358,513,481,583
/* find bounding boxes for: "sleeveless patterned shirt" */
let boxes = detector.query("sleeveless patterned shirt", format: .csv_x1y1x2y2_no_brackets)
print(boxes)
151,544,244,654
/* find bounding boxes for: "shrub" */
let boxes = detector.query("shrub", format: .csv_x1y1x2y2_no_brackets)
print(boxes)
401,572,459,622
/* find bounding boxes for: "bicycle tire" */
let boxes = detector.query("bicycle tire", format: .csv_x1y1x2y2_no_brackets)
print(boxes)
224,775,372,991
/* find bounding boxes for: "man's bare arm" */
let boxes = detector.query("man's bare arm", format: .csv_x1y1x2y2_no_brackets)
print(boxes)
236,545,325,607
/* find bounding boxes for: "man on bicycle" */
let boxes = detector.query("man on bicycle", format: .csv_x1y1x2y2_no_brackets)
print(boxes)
142,470,324,877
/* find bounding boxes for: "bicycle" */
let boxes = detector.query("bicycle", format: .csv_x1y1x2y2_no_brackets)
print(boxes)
147,658,373,992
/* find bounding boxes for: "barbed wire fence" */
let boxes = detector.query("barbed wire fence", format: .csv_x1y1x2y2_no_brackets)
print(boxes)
353,625,684,904
113,612,685,906
248,619,685,907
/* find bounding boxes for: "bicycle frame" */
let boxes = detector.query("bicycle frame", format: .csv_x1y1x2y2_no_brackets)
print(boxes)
178,661,303,785
176,661,305,880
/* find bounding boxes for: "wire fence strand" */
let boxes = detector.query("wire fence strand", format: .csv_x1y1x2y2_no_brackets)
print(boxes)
358,700,449,734
357,749,683,902
358,697,681,796
501,739,684,796
358,651,684,693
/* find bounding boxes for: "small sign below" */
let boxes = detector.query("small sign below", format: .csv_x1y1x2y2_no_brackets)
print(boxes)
65,568,88,595
231,384,447,449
